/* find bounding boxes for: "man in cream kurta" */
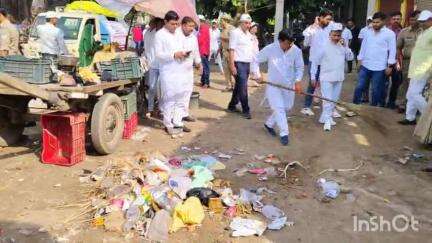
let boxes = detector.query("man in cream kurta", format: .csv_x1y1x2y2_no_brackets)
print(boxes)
155,11,194,135
256,29,304,146
311,23,353,131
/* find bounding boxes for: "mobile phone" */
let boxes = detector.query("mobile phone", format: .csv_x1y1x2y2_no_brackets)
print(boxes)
185,51,192,57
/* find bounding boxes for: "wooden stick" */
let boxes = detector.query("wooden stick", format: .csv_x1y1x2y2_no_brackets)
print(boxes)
317,161,365,176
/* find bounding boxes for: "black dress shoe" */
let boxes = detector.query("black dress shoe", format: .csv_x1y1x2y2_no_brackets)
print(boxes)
241,112,252,119
264,124,277,136
226,107,241,113
176,126,191,133
398,119,416,125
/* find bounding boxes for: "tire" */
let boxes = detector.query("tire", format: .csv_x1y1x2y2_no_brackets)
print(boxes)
91,93,124,155
0,111,24,147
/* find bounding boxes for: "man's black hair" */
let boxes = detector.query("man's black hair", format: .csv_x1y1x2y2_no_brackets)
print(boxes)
410,10,421,18
182,16,195,25
347,18,355,23
319,9,333,17
278,29,295,42
390,11,402,17
0,8,8,17
164,10,179,22
372,12,387,20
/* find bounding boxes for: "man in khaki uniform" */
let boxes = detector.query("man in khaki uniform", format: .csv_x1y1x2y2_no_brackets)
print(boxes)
396,10,422,109
220,14,235,91
0,8,19,56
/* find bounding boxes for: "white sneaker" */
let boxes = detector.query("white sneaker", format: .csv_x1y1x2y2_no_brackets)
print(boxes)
301,108,315,116
324,121,332,131
332,110,342,118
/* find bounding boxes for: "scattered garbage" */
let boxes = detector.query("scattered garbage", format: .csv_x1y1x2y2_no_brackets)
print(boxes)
131,127,150,141
72,150,291,239
229,217,267,237
218,153,233,160
317,178,340,200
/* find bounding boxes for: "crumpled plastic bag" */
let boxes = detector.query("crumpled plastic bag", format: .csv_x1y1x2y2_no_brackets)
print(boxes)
261,205,288,230
170,196,205,232
147,209,171,242
191,166,214,188
168,176,192,199
229,217,267,237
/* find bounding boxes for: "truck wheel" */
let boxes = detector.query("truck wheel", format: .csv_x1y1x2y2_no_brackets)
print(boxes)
0,111,24,147
91,93,124,155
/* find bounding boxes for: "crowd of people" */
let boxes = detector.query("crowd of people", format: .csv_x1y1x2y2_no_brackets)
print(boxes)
141,8,432,146
0,6,430,147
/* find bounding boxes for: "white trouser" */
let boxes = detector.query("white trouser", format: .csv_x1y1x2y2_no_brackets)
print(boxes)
161,99,186,129
147,68,159,112
319,81,343,124
406,77,428,121
210,49,223,74
265,85,295,137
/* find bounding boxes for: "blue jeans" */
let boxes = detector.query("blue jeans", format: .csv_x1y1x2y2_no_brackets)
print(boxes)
304,62,320,108
201,55,210,85
228,62,250,113
353,66,386,106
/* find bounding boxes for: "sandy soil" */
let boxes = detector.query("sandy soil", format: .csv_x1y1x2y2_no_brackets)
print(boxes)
0,68,431,243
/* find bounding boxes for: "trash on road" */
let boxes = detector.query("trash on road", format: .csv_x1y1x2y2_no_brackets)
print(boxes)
229,217,267,237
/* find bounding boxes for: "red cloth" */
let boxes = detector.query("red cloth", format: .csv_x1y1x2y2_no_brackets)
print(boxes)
132,26,143,42
198,23,210,56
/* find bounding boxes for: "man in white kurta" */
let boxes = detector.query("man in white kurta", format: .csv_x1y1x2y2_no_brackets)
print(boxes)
178,17,202,132
256,30,304,146
311,23,354,131
154,11,192,135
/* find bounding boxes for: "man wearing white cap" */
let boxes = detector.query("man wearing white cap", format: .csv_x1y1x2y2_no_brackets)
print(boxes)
358,16,373,42
227,13,254,119
209,19,224,75
311,23,353,131
399,10,432,125
36,12,68,57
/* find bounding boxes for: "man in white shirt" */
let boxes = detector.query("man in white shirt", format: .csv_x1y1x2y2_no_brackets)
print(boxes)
358,16,373,42
178,16,202,132
256,29,304,146
36,12,68,57
311,23,353,131
144,17,164,117
209,19,223,74
227,13,254,119
155,11,191,135
301,9,333,117
342,25,353,47
353,12,396,107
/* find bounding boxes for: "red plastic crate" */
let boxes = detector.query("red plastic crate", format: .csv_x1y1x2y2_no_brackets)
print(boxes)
123,112,138,139
41,112,86,166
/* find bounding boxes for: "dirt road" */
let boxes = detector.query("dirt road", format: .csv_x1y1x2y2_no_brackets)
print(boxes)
0,70,431,243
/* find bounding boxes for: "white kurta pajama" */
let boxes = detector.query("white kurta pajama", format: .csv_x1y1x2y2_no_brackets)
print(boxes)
311,41,353,124
179,30,201,119
155,28,200,129
256,43,304,137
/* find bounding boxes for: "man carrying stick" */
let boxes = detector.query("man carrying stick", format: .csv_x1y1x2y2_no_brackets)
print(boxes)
257,29,304,146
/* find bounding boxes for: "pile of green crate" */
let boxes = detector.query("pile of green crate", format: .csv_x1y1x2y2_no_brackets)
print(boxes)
98,57,143,80
0,55,57,84
121,90,137,119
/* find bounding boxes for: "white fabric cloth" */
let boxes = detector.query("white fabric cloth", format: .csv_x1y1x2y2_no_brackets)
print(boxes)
358,26,396,71
342,27,352,47
250,35,261,78
311,41,353,82
36,23,68,55
210,49,224,73
229,27,254,63
144,28,158,69
256,42,304,136
320,81,343,124
155,27,200,129
358,26,371,39
406,77,428,121
210,27,221,52
302,24,332,64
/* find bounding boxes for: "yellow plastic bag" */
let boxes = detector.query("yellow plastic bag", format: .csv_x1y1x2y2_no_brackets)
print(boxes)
170,196,205,232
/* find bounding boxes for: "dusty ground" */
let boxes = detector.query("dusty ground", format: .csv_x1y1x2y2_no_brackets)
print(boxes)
0,66,432,243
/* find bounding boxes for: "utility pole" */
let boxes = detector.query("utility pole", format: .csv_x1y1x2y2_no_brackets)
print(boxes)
274,0,284,40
